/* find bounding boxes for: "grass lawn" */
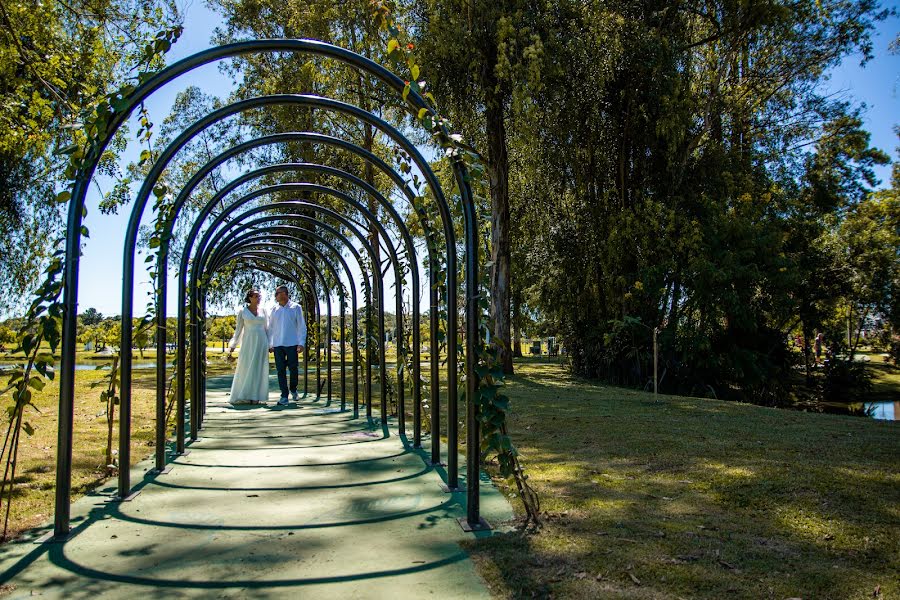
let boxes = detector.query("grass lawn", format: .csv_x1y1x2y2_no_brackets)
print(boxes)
860,351,900,404
468,360,899,599
0,368,158,539
3,352,896,598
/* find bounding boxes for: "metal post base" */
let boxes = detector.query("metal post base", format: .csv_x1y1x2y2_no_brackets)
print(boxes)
152,465,174,475
439,483,461,493
108,490,141,502
458,517,492,532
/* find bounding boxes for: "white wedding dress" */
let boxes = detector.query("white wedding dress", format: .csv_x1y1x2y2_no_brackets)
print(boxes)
229,307,270,403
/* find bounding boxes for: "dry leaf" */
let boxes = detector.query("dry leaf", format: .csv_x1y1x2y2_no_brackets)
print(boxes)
627,571,642,585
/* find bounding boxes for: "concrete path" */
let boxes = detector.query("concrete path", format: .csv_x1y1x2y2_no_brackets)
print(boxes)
0,376,513,598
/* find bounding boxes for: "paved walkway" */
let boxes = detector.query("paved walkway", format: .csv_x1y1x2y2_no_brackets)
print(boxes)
0,376,512,598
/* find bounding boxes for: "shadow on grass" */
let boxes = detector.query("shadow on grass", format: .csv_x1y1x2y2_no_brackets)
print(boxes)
468,359,900,599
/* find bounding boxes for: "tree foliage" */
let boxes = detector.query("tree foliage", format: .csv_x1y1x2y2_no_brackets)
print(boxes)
0,0,180,312
407,0,893,404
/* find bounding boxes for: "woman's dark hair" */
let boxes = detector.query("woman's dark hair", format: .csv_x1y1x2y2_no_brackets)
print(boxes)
244,289,260,304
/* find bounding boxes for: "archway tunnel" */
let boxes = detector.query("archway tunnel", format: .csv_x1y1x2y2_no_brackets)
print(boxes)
53,39,487,541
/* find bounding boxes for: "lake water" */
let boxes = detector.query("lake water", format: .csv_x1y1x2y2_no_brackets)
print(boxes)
865,401,897,421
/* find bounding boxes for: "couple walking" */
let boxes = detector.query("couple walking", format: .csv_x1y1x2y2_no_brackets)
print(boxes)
227,285,307,406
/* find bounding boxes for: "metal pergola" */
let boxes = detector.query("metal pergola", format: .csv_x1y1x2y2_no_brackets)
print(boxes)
53,39,486,541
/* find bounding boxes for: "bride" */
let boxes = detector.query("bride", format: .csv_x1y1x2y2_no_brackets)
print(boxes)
227,289,270,404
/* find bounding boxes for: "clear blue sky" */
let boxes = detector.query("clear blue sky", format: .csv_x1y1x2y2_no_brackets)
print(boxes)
822,10,899,185
38,3,900,319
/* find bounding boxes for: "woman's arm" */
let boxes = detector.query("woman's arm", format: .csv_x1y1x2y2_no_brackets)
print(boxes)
229,309,244,351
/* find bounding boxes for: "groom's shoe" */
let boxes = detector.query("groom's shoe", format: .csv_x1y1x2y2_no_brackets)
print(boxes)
277,397,289,406
291,391,299,402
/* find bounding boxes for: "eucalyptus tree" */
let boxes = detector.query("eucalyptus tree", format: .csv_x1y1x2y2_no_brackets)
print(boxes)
410,0,546,374
209,0,397,268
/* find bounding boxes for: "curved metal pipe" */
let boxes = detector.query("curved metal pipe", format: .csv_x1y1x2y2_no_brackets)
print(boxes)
209,238,348,406
58,39,481,537
187,191,402,426
190,204,385,424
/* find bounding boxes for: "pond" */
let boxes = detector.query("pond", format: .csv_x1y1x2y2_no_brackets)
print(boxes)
864,401,898,421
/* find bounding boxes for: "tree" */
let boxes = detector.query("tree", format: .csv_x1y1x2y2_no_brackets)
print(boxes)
0,324,14,347
0,0,180,312
412,0,545,374
81,307,104,327
133,318,153,358
207,315,237,351
431,0,891,403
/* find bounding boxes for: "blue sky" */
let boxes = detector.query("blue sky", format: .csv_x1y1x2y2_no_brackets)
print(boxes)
41,2,900,319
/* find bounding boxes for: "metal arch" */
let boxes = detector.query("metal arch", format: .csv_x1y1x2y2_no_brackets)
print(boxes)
183,199,387,443
177,160,425,441
202,174,420,429
166,159,426,429
217,225,368,416
200,213,379,423
153,138,442,457
215,246,336,403
57,39,482,539
153,133,445,477
210,233,354,405
203,218,373,421
188,203,387,429
209,238,350,408
122,94,457,493
219,254,321,404
186,188,404,426
214,258,313,400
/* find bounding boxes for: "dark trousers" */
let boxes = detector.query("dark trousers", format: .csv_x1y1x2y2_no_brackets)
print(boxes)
273,346,299,398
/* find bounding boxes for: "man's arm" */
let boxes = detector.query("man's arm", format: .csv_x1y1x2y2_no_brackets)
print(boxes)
267,305,275,351
296,304,307,351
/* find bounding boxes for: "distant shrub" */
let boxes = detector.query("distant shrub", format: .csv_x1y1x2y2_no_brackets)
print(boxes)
818,359,873,403
889,340,900,366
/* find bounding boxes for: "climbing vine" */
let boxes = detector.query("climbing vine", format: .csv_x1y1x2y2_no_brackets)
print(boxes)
0,26,183,539
372,0,540,526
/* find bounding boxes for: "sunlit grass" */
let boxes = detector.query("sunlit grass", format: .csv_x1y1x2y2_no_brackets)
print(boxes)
467,359,899,599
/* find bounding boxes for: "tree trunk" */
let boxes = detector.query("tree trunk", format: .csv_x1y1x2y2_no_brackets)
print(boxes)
486,95,513,374
802,325,813,386
512,287,523,358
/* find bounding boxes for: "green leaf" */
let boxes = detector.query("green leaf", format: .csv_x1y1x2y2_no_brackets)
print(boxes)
55,191,72,204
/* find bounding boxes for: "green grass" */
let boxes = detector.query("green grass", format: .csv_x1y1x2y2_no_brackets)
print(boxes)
467,360,899,600
0,354,379,540
3,352,896,597
0,369,158,539
859,351,900,403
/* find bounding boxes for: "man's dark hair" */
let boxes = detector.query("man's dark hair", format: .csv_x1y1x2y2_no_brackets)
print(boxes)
275,285,289,296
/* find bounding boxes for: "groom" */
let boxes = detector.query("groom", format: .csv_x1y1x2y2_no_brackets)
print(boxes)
268,285,307,406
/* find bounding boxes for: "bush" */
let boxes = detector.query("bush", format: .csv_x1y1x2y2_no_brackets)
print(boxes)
889,340,900,366
818,359,873,403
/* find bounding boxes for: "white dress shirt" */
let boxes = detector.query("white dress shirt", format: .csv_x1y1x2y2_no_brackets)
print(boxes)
267,300,307,347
